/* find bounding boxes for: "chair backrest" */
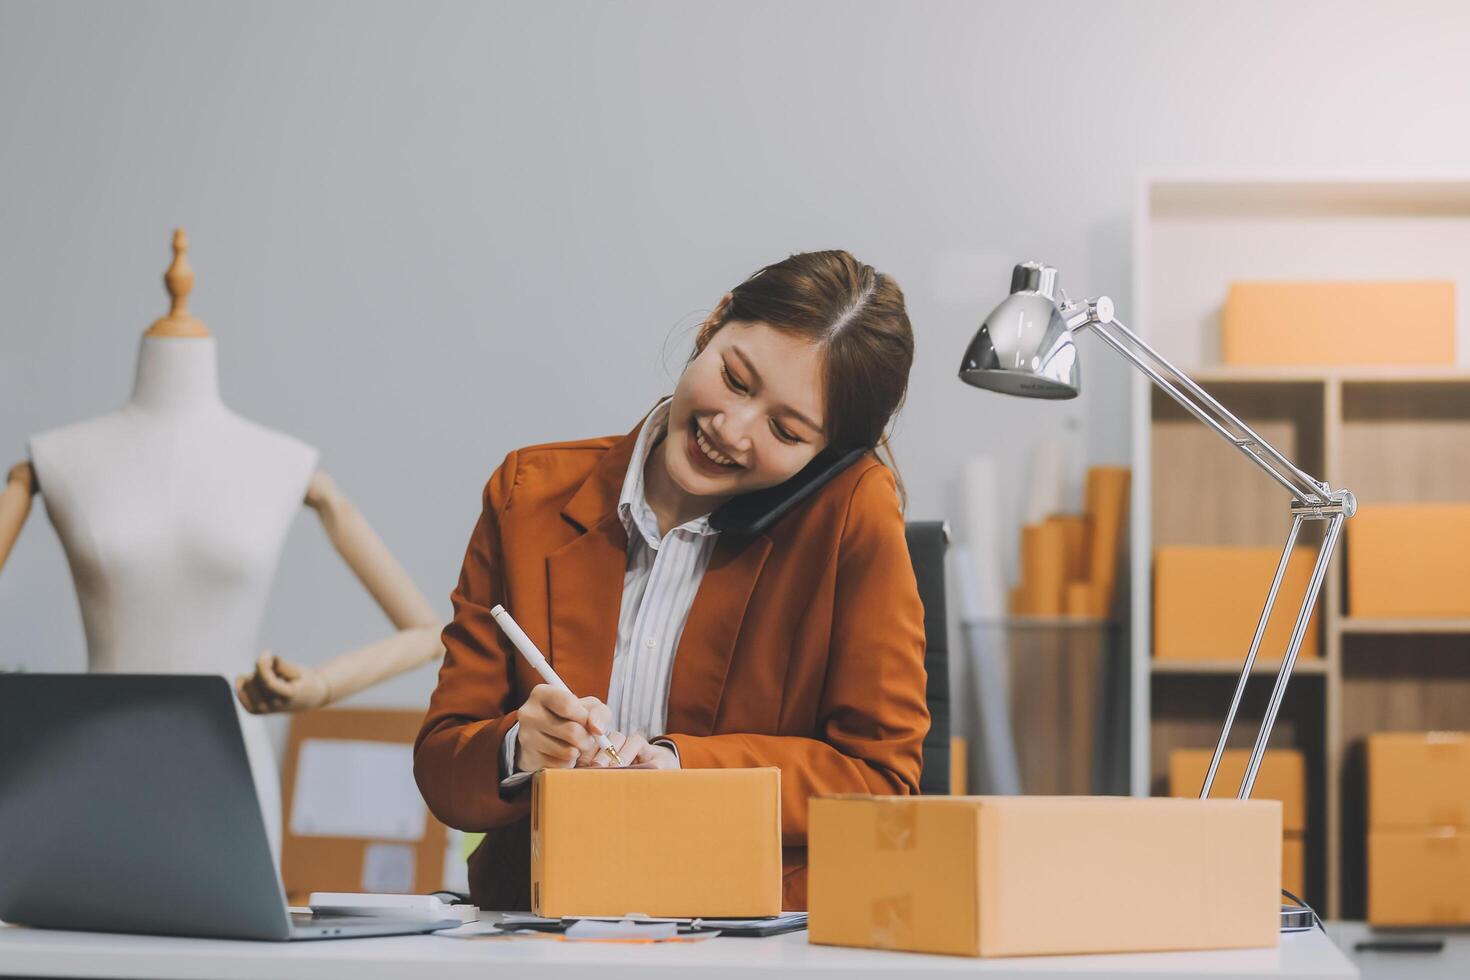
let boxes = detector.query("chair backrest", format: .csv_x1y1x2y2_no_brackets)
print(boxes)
905,521,950,795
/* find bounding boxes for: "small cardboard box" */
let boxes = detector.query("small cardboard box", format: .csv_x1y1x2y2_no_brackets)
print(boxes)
1168,747,1307,833
1369,732,1470,829
531,767,781,917
1369,829,1470,926
1222,280,1455,366
808,795,1281,958
1155,547,1321,661
1348,505,1470,618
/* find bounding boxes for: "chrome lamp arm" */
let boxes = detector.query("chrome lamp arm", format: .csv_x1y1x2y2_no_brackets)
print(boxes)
1061,293,1355,800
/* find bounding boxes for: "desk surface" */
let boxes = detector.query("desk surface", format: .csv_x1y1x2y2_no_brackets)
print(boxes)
0,917,1358,980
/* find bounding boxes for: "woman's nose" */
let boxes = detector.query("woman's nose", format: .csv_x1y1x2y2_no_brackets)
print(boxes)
711,411,754,455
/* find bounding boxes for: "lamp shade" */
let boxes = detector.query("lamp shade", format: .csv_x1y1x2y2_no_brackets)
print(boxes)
959,262,1080,399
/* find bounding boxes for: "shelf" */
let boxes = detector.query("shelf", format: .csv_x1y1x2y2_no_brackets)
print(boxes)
1151,658,1329,676
1184,365,1470,385
1338,617,1470,635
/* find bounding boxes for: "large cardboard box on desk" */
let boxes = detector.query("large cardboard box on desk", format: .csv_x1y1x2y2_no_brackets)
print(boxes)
1348,504,1470,618
808,796,1281,958
531,767,781,917
1222,280,1455,366
1154,547,1321,661
1369,731,1470,828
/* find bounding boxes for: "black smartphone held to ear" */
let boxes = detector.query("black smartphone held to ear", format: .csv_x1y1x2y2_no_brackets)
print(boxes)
709,445,869,536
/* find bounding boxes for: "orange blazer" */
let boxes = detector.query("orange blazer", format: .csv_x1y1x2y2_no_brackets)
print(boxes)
414,412,929,911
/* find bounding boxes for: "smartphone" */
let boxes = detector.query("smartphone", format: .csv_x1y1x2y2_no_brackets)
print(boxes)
708,445,869,535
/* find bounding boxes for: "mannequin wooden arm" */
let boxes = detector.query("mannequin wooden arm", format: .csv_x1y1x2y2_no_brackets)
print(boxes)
0,462,37,576
304,469,439,630
236,470,446,714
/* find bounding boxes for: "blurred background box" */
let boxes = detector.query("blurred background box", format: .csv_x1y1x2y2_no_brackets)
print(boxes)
1368,732,1470,830
1348,504,1470,617
1154,546,1322,662
808,795,1281,958
1223,280,1455,367
1169,747,1306,832
1367,732,1470,925
1368,828,1470,926
280,708,453,904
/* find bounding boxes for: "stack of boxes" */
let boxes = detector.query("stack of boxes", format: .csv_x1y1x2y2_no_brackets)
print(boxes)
1368,733,1470,926
1169,748,1307,899
1010,466,1129,618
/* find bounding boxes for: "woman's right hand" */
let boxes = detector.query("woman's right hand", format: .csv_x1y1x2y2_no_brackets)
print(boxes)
514,684,614,772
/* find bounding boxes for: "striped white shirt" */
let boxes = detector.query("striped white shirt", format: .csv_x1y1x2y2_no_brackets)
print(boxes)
502,398,718,781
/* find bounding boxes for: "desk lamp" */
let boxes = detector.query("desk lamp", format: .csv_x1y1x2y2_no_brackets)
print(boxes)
959,262,1355,804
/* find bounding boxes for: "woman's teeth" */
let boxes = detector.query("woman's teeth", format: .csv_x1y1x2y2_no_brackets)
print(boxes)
694,425,739,468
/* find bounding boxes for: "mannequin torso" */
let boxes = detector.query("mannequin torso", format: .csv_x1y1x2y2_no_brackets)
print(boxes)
29,338,317,676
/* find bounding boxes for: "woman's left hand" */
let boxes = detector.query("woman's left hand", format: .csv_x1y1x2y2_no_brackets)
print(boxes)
588,732,680,769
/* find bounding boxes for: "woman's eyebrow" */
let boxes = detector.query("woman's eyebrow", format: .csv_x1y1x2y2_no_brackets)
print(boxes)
730,345,824,433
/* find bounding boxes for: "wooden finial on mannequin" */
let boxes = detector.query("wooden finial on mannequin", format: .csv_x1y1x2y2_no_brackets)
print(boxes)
145,229,210,339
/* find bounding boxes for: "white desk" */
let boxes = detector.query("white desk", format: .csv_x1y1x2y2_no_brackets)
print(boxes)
0,918,1358,979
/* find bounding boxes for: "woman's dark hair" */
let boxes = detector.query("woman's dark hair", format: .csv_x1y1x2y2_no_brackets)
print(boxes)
691,249,914,503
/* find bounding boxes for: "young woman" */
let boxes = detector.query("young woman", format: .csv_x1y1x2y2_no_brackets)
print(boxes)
414,250,928,912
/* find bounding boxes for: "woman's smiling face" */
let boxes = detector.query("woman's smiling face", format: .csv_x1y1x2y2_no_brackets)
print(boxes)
660,320,830,500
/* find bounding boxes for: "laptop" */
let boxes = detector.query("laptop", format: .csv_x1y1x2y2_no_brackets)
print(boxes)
0,673,462,940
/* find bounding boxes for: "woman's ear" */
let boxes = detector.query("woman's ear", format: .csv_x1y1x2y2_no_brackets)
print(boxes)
694,292,735,353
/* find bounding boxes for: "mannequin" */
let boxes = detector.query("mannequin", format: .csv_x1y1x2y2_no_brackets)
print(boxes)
0,231,446,858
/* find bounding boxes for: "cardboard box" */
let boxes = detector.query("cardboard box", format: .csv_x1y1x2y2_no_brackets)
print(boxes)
1223,280,1455,366
1282,832,1305,899
950,736,968,796
1369,829,1470,926
280,709,451,902
808,795,1280,958
1154,547,1321,661
1168,748,1307,833
1348,504,1470,618
1084,467,1130,615
1369,732,1470,829
531,768,781,917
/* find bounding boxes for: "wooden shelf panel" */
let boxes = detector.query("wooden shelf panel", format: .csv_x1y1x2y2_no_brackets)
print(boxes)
1187,366,1470,384
1152,658,1329,675
1339,617,1470,634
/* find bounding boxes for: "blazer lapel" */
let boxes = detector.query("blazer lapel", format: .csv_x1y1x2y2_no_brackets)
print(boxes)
545,420,643,701
666,531,773,737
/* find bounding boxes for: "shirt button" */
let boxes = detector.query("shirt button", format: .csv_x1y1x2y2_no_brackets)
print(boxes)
644,638,656,649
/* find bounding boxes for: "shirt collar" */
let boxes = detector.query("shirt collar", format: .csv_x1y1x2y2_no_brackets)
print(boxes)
618,398,719,549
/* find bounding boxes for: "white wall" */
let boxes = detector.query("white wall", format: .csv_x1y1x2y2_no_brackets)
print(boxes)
3,1,1469,747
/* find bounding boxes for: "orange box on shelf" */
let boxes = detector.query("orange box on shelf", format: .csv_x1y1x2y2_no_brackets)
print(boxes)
808,795,1280,958
1282,833,1305,899
1368,732,1470,829
1154,547,1321,662
1369,828,1470,926
1347,504,1470,619
1222,280,1455,367
1168,748,1307,834
531,767,781,918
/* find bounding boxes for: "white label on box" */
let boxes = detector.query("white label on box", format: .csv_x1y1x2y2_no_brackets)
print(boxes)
290,739,426,841
362,842,415,893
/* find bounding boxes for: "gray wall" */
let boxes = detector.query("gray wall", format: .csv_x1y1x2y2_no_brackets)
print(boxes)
4,2,1469,750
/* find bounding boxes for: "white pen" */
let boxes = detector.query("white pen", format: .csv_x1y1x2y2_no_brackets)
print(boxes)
490,604,624,767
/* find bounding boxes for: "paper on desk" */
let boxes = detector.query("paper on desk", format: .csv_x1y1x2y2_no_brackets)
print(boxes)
565,919,680,941
290,739,426,840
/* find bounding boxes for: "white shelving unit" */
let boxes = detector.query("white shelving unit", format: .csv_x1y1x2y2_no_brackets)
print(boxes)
1128,174,1470,918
